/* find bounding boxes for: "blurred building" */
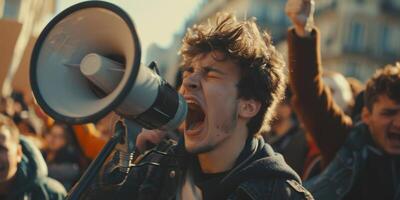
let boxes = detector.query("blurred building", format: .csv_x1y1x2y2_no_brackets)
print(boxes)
152,0,292,86
0,0,55,99
315,0,400,81
149,0,400,85
146,33,183,86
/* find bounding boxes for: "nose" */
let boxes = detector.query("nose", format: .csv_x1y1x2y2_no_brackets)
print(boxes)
182,73,200,91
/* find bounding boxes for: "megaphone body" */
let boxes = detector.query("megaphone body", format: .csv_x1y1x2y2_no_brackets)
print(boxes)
30,1,187,199
30,1,187,130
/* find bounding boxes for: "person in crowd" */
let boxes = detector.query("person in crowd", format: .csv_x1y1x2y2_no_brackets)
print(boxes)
286,0,400,199
346,77,365,101
72,123,106,160
0,97,5,115
263,86,308,175
0,114,66,199
322,71,354,115
41,122,89,190
89,12,313,200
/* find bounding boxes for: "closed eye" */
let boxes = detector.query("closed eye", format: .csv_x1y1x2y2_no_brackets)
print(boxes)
203,66,224,78
182,65,225,79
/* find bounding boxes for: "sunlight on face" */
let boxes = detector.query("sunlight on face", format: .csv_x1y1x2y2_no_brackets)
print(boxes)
180,51,241,154
0,126,21,183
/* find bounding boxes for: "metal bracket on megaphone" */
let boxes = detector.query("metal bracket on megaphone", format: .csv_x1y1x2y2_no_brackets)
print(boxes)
66,118,142,200
103,119,141,175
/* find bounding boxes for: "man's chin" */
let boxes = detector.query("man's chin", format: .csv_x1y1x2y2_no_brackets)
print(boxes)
184,143,213,154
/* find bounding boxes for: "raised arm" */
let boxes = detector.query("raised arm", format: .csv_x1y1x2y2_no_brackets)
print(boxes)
285,0,353,166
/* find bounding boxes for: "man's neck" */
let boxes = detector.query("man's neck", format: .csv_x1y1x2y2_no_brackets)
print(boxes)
197,125,248,174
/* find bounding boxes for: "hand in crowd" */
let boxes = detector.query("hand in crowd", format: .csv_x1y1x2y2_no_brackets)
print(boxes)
285,0,315,37
135,128,167,153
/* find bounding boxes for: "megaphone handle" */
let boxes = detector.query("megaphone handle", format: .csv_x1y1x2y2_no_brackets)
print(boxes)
65,125,124,200
117,119,142,172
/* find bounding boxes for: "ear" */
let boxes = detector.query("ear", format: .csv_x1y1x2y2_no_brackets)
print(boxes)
361,106,371,125
238,99,261,119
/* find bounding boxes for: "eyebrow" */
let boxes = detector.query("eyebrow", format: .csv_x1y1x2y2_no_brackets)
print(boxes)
181,65,192,72
182,65,226,75
202,66,226,75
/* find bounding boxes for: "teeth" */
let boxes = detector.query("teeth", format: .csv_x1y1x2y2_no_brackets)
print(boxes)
186,100,196,104
186,100,198,106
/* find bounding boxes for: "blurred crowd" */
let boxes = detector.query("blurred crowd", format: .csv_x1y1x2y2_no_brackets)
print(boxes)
0,92,116,199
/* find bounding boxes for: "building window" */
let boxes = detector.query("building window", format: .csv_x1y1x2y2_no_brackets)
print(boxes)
2,0,21,19
380,25,390,53
380,25,399,56
346,21,365,52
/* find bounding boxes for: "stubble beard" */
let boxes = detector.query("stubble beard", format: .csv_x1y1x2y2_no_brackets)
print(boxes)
189,105,238,154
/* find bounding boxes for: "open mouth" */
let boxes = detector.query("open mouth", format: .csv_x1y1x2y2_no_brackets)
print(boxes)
388,132,400,144
185,100,205,131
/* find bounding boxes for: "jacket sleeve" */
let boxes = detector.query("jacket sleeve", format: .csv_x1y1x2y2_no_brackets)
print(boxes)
287,27,353,167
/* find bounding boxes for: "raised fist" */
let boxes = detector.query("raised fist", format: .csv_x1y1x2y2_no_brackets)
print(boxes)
285,0,315,37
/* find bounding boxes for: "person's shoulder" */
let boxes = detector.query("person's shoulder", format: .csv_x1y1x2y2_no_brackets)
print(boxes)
43,177,67,194
235,179,314,200
31,177,67,200
282,179,314,200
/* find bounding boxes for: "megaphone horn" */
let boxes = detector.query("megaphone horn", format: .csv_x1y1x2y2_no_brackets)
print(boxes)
30,1,187,130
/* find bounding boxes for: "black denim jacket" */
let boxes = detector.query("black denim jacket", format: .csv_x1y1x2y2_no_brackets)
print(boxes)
95,136,313,200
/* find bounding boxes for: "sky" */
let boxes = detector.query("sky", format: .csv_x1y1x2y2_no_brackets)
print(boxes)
56,0,203,59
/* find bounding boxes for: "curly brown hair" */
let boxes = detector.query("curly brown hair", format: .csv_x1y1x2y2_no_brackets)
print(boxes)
179,13,286,136
365,62,400,111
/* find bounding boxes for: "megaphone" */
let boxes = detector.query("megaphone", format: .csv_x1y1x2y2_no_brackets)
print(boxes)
30,2,187,198
30,1,187,130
